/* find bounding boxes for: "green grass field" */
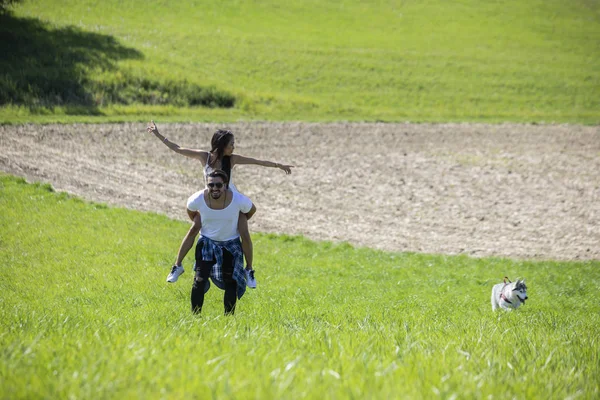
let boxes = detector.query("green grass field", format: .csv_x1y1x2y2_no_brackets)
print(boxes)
2,0,599,397
1,0,599,124
1,174,599,398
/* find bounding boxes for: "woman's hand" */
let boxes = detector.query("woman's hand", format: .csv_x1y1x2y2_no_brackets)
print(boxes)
147,120,159,135
278,164,294,174
229,154,294,174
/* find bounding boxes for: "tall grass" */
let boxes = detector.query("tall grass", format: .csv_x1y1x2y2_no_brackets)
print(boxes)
1,174,599,398
1,0,599,123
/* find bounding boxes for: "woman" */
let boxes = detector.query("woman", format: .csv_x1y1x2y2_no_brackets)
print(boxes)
146,120,293,288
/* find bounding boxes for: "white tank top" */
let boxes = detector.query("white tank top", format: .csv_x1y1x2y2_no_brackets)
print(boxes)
204,155,238,192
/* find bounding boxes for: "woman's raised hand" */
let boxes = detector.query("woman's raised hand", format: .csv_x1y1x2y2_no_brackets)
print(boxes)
147,120,158,135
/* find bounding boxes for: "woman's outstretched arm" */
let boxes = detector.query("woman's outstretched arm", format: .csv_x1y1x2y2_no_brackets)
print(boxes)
147,120,207,161
231,154,294,174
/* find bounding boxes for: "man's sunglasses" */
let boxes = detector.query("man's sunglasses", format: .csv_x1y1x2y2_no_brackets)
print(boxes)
207,182,224,189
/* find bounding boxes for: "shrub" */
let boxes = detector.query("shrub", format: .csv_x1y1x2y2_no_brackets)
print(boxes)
0,0,22,13
89,75,236,108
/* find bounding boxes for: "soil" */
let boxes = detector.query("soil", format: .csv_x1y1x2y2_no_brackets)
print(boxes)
1,122,598,261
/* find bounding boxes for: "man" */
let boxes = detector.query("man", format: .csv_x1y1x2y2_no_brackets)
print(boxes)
174,169,256,315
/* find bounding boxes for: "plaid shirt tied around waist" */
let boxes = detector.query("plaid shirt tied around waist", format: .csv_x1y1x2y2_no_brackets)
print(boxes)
195,236,246,299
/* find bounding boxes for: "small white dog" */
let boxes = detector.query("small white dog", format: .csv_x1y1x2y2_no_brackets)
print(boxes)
491,277,528,311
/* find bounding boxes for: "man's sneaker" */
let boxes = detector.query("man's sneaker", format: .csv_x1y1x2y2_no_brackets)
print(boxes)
245,269,257,289
166,265,184,283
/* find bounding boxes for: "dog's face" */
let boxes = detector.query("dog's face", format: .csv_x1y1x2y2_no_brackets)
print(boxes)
511,279,528,305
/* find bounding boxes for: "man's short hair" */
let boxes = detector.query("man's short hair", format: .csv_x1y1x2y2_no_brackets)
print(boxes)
207,169,229,185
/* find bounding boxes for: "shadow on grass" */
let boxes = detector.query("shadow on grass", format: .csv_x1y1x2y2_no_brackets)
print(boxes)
0,12,143,112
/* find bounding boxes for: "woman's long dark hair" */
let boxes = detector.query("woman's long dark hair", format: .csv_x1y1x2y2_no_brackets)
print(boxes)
209,129,234,167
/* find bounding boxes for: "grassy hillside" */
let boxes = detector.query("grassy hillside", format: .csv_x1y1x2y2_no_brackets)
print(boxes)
1,0,599,123
1,174,599,398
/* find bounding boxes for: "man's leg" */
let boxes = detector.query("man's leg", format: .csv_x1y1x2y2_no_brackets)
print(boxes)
221,249,237,315
191,245,212,314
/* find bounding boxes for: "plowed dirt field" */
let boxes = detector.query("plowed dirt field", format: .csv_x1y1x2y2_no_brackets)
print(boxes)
1,122,598,260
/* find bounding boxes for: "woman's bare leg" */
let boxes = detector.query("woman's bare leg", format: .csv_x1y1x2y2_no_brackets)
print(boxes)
167,214,201,282
238,212,253,270
175,214,202,266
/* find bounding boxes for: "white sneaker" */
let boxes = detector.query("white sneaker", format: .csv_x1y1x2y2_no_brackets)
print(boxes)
245,269,257,289
166,265,184,283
